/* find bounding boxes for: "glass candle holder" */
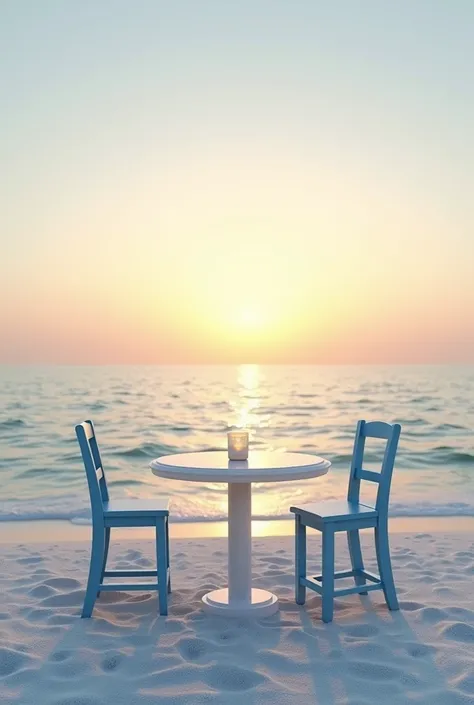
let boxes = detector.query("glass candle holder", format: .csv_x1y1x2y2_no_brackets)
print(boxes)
227,430,249,460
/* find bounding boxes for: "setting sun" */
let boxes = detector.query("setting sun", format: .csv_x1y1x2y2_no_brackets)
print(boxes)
237,308,262,328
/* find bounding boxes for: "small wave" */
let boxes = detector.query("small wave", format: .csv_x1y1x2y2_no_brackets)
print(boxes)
108,478,147,488
329,453,354,464
432,448,474,464
199,446,227,452
330,452,384,465
1,501,474,525
0,508,91,522
399,418,426,426
89,402,108,411
115,443,179,458
17,467,56,479
272,405,325,413
389,502,474,517
0,418,26,430
448,451,474,465
435,423,467,431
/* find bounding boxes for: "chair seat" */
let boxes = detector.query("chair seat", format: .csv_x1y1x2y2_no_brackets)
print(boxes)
103,498,170,517
290,500,377,523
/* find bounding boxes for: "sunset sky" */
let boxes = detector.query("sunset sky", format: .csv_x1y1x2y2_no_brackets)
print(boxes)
2,1,473,364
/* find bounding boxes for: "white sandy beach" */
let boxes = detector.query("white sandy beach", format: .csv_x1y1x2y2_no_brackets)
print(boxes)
1,528,474,705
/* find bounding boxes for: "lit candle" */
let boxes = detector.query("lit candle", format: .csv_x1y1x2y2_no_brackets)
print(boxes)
227,430,249,461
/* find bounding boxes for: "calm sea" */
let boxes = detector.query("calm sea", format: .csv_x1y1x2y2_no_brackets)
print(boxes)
1,365,473,524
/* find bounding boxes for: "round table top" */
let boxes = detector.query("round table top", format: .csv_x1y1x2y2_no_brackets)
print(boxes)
150,450,331,483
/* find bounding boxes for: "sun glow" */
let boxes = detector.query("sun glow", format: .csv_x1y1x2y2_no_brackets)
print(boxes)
231,364,262,429
237,308,263,328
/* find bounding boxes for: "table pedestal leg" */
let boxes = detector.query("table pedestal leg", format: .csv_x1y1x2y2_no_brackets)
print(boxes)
228,482,252,603
202,482,279,617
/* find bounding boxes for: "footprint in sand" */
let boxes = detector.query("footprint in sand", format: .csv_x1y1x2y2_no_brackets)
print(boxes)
17,555,43,565
0,646,34,677
343,624,379,638
43,577,82,591
454,551,473,564
177,636,214,662
48,650,73,662
448,607,474,621
28,584,56,599
441,622,474,643
216,630,239,643
203,664,266,691
399,600,424,611
404,642,436,658
419,607,448,624
100,651,124,671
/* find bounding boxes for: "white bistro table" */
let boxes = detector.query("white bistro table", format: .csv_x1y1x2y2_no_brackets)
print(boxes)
150,450,330,618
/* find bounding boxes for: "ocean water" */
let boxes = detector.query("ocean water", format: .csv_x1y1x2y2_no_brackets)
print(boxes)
1,365,474,525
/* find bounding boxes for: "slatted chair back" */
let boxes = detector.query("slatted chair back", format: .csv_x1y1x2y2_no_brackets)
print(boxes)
347,420,401,517
76,420,109,523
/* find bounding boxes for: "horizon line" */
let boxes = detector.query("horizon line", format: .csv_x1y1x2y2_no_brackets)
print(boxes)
0,362,473,368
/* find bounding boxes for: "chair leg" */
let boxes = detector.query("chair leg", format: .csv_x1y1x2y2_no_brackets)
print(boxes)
375,523,399,611
322,528,335,623
165,517,171,594
156,519,168,616
347,529,368,595
295,515,306,605
82,525,105,618
97,527,111,597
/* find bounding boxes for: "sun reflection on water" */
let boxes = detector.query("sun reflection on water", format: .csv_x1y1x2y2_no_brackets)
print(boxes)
229,364,264,433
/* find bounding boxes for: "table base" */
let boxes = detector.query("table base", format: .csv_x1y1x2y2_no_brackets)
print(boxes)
202,588,279,617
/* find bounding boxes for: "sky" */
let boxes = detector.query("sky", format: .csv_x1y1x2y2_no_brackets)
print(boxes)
1,0,473,364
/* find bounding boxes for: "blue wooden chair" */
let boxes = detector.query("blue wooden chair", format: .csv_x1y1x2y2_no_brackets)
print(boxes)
76,420,171,618
290,420,401,623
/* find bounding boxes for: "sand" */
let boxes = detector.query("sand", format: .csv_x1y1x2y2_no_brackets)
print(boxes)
1,530,474,705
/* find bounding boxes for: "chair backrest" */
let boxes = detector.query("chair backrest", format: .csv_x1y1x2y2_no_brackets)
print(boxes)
76,420,109,523
347,420,401,518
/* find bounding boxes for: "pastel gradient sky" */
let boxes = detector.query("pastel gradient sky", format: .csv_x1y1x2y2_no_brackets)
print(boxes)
2,1,473,364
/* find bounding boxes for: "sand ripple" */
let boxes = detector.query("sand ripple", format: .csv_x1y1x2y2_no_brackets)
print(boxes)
0,533,473,704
